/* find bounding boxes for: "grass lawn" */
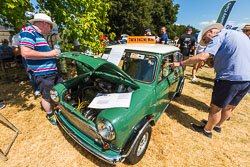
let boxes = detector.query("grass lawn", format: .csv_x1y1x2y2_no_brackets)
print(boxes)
0,65,249,167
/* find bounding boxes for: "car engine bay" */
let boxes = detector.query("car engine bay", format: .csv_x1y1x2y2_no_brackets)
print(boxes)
62,75,134,122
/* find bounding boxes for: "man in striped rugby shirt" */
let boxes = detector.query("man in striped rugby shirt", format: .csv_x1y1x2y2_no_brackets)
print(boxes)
20,13,62,125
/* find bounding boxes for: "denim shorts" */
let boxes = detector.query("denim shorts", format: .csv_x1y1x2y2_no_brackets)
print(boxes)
211,80,250,108
34,72,63,99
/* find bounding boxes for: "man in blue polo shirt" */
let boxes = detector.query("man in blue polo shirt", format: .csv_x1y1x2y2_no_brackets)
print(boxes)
20,13,62,125
171,23,250,138
159,26,168,45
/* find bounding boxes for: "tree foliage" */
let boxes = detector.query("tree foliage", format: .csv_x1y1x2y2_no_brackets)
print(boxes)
151,0,179,38
0,0,34,32
172,24,200,39
107,0,179,38
36,0,110,52
107,0,199,40
0,0,200,51
107,0,154,37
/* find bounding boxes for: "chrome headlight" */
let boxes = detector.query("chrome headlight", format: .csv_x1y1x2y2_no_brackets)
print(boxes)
97,118,115,141
50,89,59,102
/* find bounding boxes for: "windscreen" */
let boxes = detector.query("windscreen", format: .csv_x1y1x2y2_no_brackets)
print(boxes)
121,52,158,83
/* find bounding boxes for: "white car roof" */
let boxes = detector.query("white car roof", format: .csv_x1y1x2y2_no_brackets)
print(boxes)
107,44,180,54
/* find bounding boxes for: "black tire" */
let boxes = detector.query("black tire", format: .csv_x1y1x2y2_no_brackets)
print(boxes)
126,125,152,165
175,80,184,97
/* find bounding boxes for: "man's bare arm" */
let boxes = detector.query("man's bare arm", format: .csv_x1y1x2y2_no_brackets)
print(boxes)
21,46,61,59
183,52,211,65
171,52,211,68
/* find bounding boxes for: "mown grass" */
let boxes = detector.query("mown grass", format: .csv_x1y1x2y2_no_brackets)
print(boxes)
0,65,249,167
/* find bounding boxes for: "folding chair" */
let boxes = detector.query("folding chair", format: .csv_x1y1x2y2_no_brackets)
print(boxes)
0,113,21,161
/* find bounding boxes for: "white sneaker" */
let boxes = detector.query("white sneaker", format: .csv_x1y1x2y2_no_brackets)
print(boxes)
0,104,5,109
192,77,197,82
34,90,40,97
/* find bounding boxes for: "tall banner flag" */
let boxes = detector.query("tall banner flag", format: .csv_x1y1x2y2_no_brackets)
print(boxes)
216,0,237,26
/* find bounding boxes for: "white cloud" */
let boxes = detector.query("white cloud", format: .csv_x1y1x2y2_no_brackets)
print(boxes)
244,17,249,20
225,20,248,28
224,20,248,30
199,20,216,25
235,22,248,29
227,20,235,25
199,19,248,29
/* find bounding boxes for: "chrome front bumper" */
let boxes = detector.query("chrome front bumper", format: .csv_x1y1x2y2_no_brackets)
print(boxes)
55,110,126,164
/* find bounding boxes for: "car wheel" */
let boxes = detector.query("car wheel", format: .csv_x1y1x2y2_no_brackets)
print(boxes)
176,80,184,97
126,125,152,165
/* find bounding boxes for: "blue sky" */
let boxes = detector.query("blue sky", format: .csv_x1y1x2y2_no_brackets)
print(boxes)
173,0,250,30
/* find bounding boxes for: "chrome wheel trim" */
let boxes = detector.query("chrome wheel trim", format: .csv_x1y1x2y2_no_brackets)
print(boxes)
136,132,149,156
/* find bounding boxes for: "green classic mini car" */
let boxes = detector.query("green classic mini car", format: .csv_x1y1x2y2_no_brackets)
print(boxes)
52,43,185,164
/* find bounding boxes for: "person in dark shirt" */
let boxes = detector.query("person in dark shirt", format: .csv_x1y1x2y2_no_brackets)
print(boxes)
0,39,14,60
0,39,14,71
145,29,152,36
159,27,168,45
177,27,195,60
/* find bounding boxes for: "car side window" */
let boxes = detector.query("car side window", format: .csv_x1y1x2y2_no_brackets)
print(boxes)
157,55,171,82
157,52,182,83
173,52,183,62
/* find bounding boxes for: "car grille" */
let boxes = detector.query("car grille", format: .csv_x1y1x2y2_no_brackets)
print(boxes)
59,104,103,145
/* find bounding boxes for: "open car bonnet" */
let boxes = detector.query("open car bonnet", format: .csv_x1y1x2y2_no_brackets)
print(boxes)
58,52,139,89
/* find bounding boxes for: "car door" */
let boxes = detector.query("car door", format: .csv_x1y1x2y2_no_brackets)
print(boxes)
155,53,182,117
167,53,181,100
155,55,171,118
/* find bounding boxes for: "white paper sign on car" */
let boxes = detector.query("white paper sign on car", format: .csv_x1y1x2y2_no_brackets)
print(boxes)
102,54,110,60
106,48,125,66
88,92,132,109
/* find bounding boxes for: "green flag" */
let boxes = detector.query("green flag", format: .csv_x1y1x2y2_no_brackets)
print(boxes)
216,0,237,26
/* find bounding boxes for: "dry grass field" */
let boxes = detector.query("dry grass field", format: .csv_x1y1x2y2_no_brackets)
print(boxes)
0,66,249,167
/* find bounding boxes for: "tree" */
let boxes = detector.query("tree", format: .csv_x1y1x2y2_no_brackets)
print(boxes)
107,0,179,39
172,24,200,39
0,0,34,33
107,0,199,40
36,0,110,52
151,0,179,37
107,0,153,37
